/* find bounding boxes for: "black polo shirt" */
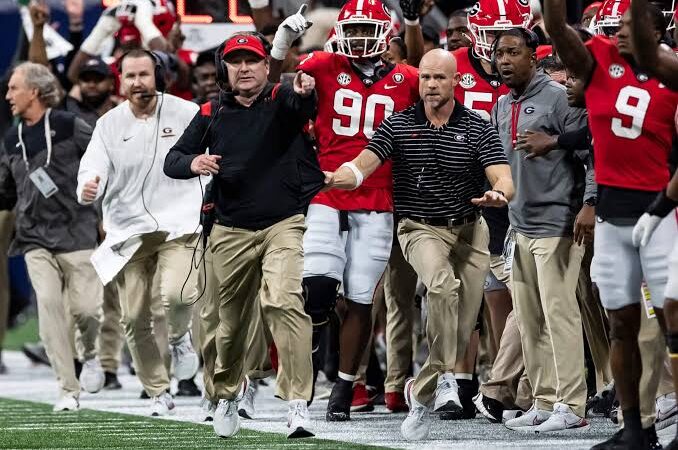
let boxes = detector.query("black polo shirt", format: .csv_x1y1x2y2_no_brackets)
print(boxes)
367,100,508,220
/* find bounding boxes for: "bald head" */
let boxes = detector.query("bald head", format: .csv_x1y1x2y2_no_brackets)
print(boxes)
419,49,460,111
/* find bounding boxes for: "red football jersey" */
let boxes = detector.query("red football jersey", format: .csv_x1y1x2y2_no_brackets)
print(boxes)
298,51,419,211
585,35,678,191
452,47,509,121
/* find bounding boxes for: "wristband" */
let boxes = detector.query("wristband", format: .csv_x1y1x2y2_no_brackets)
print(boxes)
248,0,270,8
404,18,420,26
340,162,364,189
647,188,678,218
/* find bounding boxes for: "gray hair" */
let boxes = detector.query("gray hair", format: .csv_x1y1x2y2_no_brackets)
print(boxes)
13,62,63,108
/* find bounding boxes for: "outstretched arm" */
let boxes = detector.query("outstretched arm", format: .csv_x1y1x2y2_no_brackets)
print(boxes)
631,0,678,90
544,0,595,82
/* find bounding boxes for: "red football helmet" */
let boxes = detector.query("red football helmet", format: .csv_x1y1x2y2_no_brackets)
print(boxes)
591,0,630,36
116,0,176,46
334,0,392,59
467,0,531,61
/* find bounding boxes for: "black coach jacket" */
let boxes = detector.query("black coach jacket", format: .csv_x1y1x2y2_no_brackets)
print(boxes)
164,82,324,231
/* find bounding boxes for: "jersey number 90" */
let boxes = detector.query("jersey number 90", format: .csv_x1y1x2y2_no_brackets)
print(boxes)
332,89,395,139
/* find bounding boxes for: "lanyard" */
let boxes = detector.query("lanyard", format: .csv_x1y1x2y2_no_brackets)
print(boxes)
18,108,52,171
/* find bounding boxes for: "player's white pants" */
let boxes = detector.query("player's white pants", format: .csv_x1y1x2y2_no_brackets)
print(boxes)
666,230,678,300
592,214,677,310
303,203,393,304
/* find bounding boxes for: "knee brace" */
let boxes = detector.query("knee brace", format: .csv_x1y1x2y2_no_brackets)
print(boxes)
303,276,341,327
667,334,678,359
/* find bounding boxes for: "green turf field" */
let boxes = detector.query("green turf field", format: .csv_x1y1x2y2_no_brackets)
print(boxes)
0,397,384,449
3,314,39,351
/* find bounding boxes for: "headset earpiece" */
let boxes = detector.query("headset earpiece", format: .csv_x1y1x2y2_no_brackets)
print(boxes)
214,32,272,88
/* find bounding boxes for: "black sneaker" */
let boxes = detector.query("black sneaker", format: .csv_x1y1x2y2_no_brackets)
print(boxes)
74,359,83,379
22,342,50,366
472,392,504,423
326,379,352,422
587,384,616,417
591,428,648,450
645,425,661,450
441,378,477,420
103,371,122,390
176,378,201,397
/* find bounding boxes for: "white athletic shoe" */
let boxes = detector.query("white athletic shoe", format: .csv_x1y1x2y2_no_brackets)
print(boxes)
433,373,462,414
200,396,217,422
287,399,314,438
79,357,105,393
401,378,432,441
656,393,678,431
505,405,551,431
170,332,199,381
238,377,257,419
534,403,589,433
502,409,525,423
150,392,176,416
53,395,79,412
213,379,248,438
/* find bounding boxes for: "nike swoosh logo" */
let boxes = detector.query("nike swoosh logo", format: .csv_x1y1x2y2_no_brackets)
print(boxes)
384,85,397,89
123,136,133,142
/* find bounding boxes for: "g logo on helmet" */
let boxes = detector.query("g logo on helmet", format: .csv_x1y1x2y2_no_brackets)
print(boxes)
237,37,248,44
469,2,481,16
517,0,530,6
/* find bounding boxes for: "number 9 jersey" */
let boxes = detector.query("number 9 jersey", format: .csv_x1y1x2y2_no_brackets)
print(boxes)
585,35,678,191
298,51,419,212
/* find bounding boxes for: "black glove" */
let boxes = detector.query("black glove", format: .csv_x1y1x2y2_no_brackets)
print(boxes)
400,0,422,21
647,188,678,218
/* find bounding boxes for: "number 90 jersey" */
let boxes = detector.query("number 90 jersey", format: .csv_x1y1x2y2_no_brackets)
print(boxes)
298,51,419,212
585,35,678,191
452,47,508,122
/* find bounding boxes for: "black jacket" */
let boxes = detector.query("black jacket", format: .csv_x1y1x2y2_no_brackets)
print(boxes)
164,83,324,230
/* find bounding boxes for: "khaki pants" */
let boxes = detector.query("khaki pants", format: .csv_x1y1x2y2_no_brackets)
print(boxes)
397,217,489,404
115,232,198,397
383,237,418,393
25,248,102,398
99,283,124,373
577,244,612,392
211,215,312,401
511,233,587,416
0,211,13,352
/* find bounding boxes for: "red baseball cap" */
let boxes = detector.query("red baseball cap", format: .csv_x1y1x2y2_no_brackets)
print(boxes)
222,35,267,60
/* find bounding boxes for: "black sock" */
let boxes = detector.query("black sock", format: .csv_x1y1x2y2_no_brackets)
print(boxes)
622,407,643,434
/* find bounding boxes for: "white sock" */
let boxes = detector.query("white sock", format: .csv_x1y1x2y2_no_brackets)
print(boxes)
456,373,473,381
338,371,356,382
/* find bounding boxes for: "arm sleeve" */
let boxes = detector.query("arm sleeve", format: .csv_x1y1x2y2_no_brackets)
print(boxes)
278,83,317,123
296,51,324,77
0,149,17,211
164,111,208,180
575,149,597,202
477,120,509,168
76,123,111,204
557,126,589,152
73,117,93,157
366,117,396,162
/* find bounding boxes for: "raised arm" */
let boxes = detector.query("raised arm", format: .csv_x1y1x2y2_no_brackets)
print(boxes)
543,0,595,81
28,2,50,67
269,5,313,83
631,0,678,90
400,0,425,67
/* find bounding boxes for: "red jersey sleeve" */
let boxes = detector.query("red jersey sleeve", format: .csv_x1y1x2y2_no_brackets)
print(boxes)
297,51,334,78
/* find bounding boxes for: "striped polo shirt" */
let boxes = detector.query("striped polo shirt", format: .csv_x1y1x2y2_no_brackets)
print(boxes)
367,100,508,220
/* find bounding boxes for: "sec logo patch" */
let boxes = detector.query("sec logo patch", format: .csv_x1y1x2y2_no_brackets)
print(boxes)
460,73,477,89
393,73,404,84
609,64,625,79
337,73,352,86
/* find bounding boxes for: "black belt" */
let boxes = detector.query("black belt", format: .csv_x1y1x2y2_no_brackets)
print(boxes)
406,212,478,228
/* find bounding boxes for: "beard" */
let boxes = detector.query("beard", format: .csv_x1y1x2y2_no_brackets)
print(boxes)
81,92,109,109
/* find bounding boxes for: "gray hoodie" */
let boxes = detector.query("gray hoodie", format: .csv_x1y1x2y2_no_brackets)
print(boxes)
491,70,590,239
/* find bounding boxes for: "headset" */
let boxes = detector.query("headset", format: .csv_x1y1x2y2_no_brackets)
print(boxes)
489,27,540,73
214,31,272,87
118,48,168,93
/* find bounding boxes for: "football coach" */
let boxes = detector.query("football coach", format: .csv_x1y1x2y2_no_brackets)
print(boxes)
323,48,514,441
163,32,324,439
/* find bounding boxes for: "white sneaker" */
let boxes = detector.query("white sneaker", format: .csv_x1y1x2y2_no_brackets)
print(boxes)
170,332,199,381
505,405,551,431
502,409,525,423
534,403,589,433
433,373,462,414
238,377,257,419
213,379,248,438
656,393,678,431
150,392,176,416
287,399,314,438
79,357,105,393
53,395,79,412
401,378,432,441
200,396,217,422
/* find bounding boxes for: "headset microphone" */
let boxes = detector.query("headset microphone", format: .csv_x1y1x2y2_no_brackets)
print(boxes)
139,92,164,98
